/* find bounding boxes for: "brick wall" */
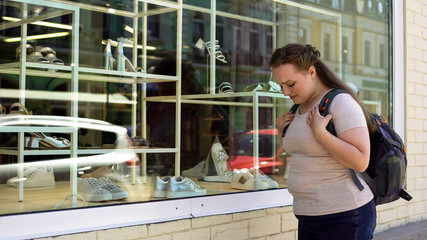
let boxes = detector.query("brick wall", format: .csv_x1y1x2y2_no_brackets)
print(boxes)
37,1,427,239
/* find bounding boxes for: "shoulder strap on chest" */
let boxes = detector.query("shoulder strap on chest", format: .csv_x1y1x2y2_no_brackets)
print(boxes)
319,89,346,116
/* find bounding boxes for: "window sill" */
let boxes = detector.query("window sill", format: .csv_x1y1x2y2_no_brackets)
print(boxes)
0,188,292,240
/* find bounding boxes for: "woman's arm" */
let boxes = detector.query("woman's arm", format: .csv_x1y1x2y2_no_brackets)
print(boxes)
307,104,370,172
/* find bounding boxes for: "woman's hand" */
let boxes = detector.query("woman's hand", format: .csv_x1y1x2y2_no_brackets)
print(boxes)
306,104,332,138
277,111,295,141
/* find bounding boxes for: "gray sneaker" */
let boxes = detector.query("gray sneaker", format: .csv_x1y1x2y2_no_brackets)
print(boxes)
152,176,171,198
166,176,207,199
77,178,112,202
98,177,128,200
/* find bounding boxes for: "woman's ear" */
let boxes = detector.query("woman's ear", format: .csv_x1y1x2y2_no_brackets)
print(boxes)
308,66,316,79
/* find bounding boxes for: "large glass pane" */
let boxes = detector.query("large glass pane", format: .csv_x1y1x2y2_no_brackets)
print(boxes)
0,0,392,216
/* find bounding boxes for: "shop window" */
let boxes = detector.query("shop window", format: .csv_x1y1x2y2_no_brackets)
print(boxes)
0,0,394,223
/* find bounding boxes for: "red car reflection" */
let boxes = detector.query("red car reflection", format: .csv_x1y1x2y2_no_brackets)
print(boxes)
228,129,284,174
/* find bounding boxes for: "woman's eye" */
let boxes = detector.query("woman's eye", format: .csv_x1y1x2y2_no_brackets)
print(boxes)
288,82,295,87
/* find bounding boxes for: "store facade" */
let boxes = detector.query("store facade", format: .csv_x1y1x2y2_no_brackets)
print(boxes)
0,0,426,239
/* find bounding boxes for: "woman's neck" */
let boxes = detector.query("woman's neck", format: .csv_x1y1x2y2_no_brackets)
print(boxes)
298,86,332,114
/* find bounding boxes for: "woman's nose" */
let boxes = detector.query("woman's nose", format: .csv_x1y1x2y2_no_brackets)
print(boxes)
282,86,290,96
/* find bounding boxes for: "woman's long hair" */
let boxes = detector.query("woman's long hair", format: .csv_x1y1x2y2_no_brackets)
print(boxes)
270,43,376,132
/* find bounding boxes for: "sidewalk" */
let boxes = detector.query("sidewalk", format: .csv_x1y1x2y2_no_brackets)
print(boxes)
373,220,427,240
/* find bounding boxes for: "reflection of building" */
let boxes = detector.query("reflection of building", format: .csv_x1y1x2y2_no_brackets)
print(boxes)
285,0,389,115
184,0,390,115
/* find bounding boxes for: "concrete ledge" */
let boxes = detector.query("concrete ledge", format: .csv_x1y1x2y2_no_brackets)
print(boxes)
374,220,427,240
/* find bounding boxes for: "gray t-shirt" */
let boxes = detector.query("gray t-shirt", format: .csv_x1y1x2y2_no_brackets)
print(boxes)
283,92,374,216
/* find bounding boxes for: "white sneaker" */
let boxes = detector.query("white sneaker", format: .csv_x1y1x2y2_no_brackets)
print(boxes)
182,160,206,179
203,170,233,182
152,176,171,198
249,168,278,189
98,177,128,200
77,178,112,202
231,168,269,190
7,167,55,188
166,176,207,199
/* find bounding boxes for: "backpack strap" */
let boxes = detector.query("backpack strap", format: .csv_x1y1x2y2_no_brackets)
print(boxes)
281,89,345,138
399,189,413,201
282,104,299,138
350,170,366,191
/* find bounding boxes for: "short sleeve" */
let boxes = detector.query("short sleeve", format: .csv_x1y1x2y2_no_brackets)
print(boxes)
329,93,367,135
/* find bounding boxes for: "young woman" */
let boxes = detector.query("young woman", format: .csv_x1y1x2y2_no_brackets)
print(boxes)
270,43,377,240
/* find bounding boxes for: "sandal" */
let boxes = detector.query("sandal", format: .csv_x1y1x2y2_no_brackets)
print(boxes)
195,38,227,63
36,46,64,65
44,53,64,65
15,44,35,59
9,102,33,116
31,132,71,149
26,51,51,63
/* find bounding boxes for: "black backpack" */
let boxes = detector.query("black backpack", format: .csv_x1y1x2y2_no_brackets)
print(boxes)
282,89,412,205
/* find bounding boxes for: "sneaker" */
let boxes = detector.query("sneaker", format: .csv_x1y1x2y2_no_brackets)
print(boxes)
182,160,206,179
231,168,269,190
166,176,207,199
249,168,278,189
7,167,55,188
77,177,112,202
81,166,111,179
152,176,171,198
98,177,128,200
203,170,233,182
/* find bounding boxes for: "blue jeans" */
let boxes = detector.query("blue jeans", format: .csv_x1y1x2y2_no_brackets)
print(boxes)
295,199,376,240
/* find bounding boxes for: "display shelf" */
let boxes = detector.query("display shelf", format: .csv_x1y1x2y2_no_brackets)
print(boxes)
146,92,289,108
0,0,182,207
0,63,179,84
0,125,78,204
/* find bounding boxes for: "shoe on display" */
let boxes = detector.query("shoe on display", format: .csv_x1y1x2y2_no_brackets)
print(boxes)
77,177,112,202
24,136,42,148
203,136,231,182
203,170,233,183
182,160,206,179
152,176,171,198
166,176,207,199
7,167,55,188
195,38,227,63
218,82,233,93
243,81,282,93
29,132,71,149
35,46,64,65
248,168,278,189
97,177,128,200
231,168,269,191
81,166,112,179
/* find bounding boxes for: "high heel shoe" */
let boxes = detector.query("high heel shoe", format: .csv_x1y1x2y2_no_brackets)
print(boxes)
104,39,116,70
195,38,227,63
116,37,138,72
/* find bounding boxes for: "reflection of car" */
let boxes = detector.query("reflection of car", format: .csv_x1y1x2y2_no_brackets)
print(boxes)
228,129,284,174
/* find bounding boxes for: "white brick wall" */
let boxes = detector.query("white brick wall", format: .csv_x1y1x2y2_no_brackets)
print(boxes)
36,1,427,239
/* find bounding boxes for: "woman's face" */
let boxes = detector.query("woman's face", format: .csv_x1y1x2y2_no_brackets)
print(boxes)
272,63,316,105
